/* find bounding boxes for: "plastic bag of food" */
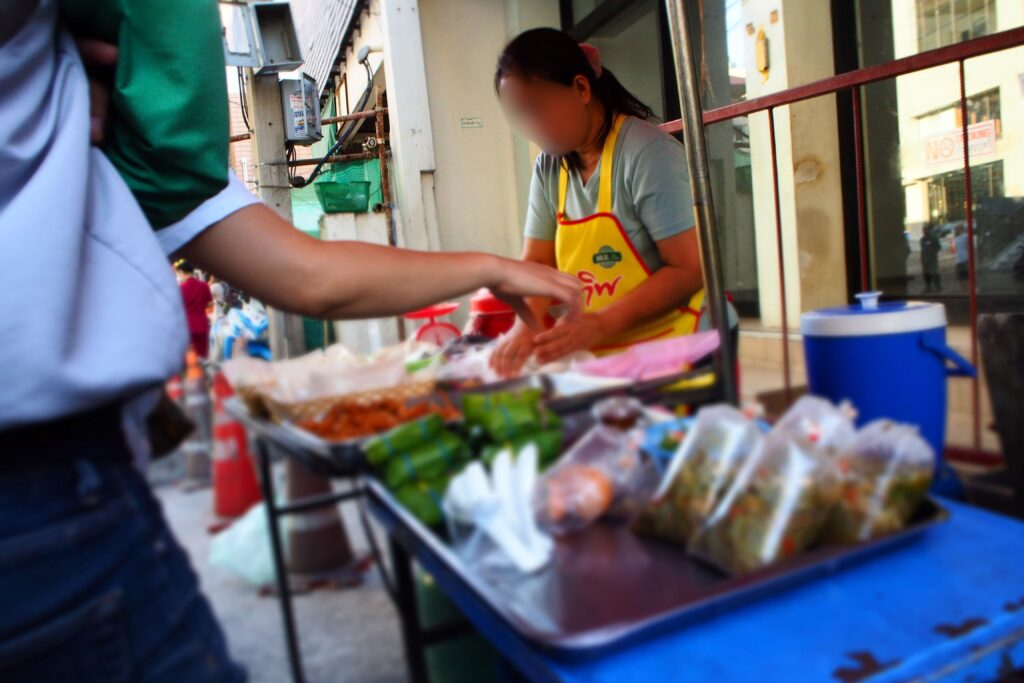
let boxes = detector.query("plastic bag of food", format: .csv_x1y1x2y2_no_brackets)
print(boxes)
772,395,857,455
533,424,660,536
688,430,841,574
821,420,934,544
382,430,470,489
633,405,762,545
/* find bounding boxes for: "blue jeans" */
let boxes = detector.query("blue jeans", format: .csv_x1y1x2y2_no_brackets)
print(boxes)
0,456,247,682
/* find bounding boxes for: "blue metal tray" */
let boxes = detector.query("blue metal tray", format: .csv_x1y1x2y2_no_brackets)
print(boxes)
365,478,948,658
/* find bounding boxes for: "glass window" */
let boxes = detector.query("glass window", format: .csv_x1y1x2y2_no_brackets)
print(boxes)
915,0,996,52
855,0,1023,320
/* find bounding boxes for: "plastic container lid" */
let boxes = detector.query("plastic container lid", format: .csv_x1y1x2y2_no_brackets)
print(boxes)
800,291,947,337
469,288,514,315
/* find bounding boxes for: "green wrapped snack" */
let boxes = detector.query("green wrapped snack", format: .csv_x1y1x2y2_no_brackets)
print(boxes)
394,479,449,527
364,414,445,466
383,430,469,489
481,429,565,469
478,402,561,442
461,388,543,428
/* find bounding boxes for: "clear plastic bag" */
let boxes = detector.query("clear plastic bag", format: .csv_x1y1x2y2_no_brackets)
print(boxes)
533,424,660,536
209,502,282,588
821,420,935,544
688,430,841,574
772,395,857,455
633,405,762,545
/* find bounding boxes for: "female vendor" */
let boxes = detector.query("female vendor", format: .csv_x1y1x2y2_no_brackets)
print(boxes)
491,28,735,377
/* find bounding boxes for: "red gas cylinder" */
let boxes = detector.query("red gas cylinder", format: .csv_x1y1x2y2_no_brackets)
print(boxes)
467,289,516,339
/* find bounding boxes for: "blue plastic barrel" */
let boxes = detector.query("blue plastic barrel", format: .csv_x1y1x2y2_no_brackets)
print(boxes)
801,293,974,488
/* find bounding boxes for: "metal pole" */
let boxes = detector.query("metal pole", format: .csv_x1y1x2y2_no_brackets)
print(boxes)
376,93,408,341
767,108,793,405
663,0,738,405
255,439,307,683
958,60,981,451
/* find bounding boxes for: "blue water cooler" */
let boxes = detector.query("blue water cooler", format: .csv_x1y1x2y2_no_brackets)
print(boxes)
801,292,975,494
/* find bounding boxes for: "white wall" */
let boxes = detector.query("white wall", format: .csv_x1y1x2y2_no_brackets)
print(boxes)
418,0,524,259
320,211,402,353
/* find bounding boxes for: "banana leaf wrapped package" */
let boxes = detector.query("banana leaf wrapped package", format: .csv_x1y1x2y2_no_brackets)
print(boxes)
480,429,565,469
364,414,445,466
395,478,451,527
821,420,934,544
383,430,470,489
633,406,761,545
461,388,543,428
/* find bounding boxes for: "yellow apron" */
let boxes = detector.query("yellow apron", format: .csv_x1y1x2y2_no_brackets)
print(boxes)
555,114,705,355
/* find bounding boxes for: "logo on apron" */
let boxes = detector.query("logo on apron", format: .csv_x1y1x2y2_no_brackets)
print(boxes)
578,270,623,306
592,245,623,270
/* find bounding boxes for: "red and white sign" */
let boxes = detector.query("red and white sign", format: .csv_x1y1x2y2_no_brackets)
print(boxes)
923,120,996,167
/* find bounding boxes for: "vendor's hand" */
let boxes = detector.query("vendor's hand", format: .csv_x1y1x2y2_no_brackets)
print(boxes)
74,38,118,144
533,313,607,365
490,321,537,378
487,258,581,331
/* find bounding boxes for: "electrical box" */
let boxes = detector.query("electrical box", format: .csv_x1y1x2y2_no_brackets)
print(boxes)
219,1,303,74
280,74,322,144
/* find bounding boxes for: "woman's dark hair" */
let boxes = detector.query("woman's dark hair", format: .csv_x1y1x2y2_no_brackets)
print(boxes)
494,28,654,172
177,260,195,275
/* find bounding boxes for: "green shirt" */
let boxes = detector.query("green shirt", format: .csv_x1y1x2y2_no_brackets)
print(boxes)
525,116,695,271
59,0,230,229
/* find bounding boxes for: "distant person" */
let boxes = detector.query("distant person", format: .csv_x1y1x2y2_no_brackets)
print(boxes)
920,223,941,293
954,225,970,286
177,260,213,357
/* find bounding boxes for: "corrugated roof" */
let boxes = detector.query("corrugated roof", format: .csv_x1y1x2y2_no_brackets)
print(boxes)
289,0,359,96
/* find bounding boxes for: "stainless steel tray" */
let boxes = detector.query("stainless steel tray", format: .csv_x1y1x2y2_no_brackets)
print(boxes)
366,478,948,657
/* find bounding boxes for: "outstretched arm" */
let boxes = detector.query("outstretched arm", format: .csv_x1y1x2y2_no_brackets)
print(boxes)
179,203,582,326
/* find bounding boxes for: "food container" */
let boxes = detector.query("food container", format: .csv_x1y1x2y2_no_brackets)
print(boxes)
591,396,645,431
801,291,974,482
466,288,516,339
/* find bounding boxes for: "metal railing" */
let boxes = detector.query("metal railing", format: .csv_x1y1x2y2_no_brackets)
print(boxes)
663,8,1024,454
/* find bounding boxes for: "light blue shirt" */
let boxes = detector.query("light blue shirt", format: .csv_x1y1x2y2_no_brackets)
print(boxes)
0,0,256,429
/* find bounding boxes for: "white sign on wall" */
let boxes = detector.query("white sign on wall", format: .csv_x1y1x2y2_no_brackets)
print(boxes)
923,120,997,167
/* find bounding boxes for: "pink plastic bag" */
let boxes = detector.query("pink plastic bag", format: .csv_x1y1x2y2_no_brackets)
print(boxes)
574,330,720,381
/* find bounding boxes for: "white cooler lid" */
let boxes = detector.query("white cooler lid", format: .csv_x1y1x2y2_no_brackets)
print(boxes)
800,291,947,337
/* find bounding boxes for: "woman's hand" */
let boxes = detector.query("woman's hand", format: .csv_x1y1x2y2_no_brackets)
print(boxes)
486,258,580,331
533,312,609,365
490,321,538,378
